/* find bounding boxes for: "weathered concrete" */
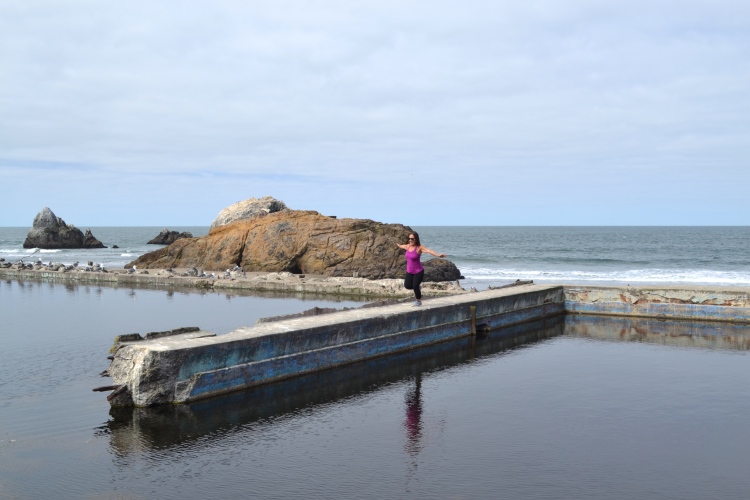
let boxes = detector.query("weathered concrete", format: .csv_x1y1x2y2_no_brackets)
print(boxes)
564,285,750,324
97,283,750,407
106,284,563,406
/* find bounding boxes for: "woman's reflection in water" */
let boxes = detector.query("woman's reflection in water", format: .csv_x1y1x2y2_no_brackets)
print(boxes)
404,372,423,457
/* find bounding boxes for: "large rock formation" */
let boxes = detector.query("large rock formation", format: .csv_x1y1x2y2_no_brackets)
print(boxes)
23,207,105,249
147,229,194,245
210,196,288,230
127,210,462,281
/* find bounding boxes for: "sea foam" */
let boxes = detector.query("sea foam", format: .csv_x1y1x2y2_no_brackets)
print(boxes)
462,267,750,286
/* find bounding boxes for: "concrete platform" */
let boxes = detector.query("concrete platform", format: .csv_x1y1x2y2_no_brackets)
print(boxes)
106,284,563,406
100,283,750,407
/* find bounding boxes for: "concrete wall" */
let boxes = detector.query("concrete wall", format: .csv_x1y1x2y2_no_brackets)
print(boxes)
107,284,563,406
564,285,750,324
102,283,750,407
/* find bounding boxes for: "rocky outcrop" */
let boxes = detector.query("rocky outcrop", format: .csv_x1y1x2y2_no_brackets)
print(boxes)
127,210,461,281
23,207,106,249
423,259,463,282
210,196,288,230
83,228,106,248
147,229,194,245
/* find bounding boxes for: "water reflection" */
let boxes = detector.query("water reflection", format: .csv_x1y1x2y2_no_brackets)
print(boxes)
100,316,565,455
565,314,750,351
404,373,423,456
100,314,750,458
2,275,372,303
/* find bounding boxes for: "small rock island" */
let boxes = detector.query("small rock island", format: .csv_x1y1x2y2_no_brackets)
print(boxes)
147,229,194,245
23,207,106,249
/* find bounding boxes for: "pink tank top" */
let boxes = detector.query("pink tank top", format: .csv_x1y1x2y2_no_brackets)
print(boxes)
405,247,423,274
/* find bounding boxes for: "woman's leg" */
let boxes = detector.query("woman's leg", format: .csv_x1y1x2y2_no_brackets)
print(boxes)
413,270,424,300
404,273,414,290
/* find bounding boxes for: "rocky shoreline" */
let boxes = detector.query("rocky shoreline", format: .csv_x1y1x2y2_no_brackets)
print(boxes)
8,197,467,298
0,266,466,299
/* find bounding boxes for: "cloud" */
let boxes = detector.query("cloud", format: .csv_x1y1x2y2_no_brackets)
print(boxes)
0,0,748,225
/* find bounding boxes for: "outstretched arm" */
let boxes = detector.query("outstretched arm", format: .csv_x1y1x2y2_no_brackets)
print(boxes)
420,246,446,258
397,243,410,250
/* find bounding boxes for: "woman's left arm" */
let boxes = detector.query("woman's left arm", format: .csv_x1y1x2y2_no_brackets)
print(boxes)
420,246,446,258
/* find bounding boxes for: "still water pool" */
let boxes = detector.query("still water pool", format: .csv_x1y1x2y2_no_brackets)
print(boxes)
1,279,749,499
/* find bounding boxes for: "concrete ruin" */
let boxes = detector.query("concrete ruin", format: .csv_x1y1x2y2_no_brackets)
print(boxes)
98,284,750,407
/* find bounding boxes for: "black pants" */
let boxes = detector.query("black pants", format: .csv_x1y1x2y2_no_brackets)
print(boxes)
404,270,424,300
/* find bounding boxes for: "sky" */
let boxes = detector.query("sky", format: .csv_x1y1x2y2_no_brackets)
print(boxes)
1,0,748,227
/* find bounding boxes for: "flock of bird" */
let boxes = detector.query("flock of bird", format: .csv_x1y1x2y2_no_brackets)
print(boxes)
2,254,247,279
1,256,108,272
124,264,245,279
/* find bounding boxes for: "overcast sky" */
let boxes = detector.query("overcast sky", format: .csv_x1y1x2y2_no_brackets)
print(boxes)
1,0,748,226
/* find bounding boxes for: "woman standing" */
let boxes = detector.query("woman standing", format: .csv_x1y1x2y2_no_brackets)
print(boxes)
397,231,446,306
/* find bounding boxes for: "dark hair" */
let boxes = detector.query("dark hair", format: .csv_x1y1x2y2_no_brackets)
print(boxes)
409,231,421,247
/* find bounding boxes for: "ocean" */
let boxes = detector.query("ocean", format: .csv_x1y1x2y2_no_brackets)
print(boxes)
2,226,750,498
2,225,750,287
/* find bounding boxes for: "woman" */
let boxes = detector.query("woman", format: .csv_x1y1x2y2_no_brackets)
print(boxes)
397,231,446,306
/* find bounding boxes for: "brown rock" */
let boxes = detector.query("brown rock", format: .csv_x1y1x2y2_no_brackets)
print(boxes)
126,210,461,281
422,258,462,282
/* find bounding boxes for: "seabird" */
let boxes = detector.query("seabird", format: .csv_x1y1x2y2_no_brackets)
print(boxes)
127,265,136,274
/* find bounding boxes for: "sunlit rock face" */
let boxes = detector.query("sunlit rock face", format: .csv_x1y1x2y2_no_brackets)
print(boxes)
128,209,461,281
209,196,288,230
